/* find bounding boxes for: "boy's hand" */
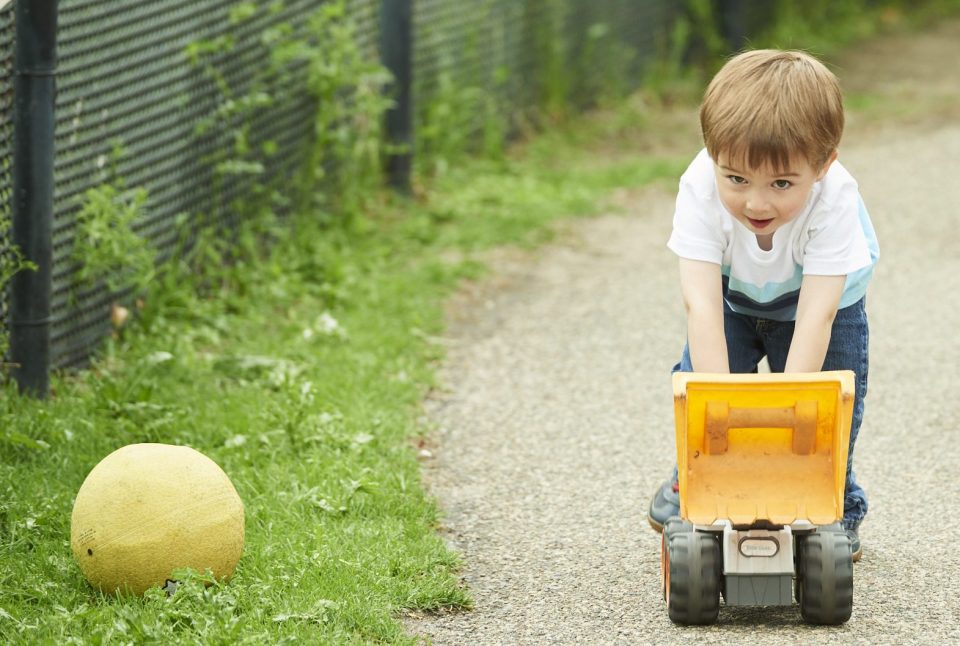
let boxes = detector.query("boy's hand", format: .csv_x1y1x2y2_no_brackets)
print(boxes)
785,274,846,372
679,258,729,373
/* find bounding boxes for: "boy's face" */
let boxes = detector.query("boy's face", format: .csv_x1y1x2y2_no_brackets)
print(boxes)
713,151,838,239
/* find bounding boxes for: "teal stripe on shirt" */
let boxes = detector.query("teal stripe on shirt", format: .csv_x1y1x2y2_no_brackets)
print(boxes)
723,264,804,304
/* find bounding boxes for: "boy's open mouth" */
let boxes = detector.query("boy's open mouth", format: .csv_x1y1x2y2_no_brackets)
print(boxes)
747,217,773,229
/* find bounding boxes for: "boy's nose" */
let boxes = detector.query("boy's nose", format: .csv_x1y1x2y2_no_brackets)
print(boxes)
745,193,769,213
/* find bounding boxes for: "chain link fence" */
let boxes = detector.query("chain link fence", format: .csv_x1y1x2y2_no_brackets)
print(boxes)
49,0,381,368
3,0,782,390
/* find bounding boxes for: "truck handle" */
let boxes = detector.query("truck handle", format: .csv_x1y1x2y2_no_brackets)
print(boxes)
704,400,818,455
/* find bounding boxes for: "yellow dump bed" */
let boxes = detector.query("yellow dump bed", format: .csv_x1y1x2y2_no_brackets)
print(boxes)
673,371,855,526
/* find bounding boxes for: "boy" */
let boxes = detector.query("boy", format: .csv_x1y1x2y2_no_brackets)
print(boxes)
647,49,879,561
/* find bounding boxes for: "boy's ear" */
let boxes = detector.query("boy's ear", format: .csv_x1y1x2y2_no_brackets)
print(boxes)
817,150,839,180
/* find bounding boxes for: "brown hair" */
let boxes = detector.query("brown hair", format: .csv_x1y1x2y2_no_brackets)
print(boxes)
699,49,844,171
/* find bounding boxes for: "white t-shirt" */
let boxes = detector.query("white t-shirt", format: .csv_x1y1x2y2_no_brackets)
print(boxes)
667,149,879,321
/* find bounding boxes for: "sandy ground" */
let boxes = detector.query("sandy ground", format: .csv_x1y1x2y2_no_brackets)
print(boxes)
407,19,960,646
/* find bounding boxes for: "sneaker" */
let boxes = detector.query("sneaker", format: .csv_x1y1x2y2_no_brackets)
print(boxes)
647,478,680,532
843,519,863,562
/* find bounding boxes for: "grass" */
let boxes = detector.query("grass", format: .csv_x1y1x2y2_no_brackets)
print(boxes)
0,96,686,644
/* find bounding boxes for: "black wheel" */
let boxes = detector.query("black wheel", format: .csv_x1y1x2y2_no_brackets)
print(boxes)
797,529,854,625
663,516,692,540
665,529,721,625
660,517,692,601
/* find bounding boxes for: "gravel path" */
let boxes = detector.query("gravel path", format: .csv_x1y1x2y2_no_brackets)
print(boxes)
408,20,960,645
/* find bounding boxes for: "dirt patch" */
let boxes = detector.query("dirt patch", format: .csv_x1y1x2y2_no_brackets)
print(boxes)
838,17,960,135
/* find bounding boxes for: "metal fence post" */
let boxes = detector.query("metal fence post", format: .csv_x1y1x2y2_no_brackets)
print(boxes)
380,0,412,193
9,0,58,397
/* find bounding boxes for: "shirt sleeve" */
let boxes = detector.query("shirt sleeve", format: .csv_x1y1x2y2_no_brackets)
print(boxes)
801,181,873,276
667,179,726,265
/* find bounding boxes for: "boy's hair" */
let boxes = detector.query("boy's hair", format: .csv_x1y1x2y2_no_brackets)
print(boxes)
699,49,844,171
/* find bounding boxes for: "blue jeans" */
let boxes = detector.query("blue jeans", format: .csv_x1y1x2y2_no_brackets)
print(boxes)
673,298,869,526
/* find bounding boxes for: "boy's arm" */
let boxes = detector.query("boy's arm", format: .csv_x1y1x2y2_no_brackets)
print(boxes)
679,258,729,373
784,274,846,373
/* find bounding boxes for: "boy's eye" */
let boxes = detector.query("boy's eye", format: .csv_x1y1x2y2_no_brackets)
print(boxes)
773,179,792,189
727,175,747,185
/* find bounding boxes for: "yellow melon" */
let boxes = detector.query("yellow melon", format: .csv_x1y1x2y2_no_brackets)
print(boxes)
70,443,244,595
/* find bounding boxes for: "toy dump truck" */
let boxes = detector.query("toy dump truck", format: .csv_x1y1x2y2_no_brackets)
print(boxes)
661,371,856,625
